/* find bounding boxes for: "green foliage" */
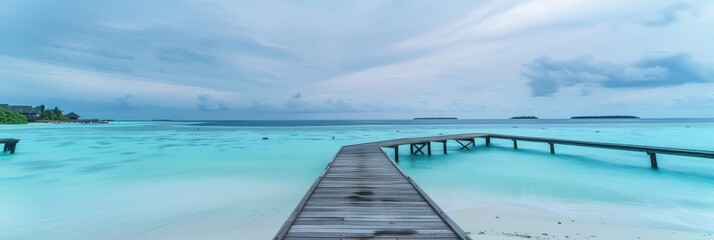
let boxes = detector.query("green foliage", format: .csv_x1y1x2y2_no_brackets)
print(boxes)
40,106,69,121
0,108,28,124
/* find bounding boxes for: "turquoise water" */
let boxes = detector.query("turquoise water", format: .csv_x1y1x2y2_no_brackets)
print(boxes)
1,120,714,239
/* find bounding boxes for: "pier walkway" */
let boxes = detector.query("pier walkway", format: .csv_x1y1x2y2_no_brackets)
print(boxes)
276,133,714,239
274,144,470,239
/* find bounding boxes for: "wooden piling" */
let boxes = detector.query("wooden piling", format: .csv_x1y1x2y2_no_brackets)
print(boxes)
455,139,471,150
513,140,518,149
409,142,431,155
648,152,658,169
486,137,491,146
394,145,399,162
549,143,555,154
1,139,20,154
442,141,447,154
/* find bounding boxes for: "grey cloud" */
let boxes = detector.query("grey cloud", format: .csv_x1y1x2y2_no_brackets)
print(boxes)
523,53,711,97
251,101,277,111
643,4,699,27
603,53,710,87
114,94,138,109
196,94,228,111
250,94,395,114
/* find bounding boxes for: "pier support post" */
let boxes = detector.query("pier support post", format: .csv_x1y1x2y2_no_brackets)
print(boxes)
2,142,16,154
455,139,471,150
549,143,555,154
410,143,427,155
648,152,658,169
394,145,399,162
513,140,518,149
485,137,491,146
442,141,447,154
472,138,476,147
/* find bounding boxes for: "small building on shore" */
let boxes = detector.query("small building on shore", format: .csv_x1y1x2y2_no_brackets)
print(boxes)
64,112,81,120
7,105,41,121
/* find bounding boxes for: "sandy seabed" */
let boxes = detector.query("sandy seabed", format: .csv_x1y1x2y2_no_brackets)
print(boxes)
438,196,714,240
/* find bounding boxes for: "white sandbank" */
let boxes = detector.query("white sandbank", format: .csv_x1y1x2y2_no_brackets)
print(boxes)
436,195,714,240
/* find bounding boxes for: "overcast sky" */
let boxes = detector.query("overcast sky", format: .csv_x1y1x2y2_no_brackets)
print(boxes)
1,0,713,120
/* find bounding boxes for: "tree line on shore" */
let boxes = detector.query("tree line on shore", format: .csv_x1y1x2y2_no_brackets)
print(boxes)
0,108,27,124
0,105,69,124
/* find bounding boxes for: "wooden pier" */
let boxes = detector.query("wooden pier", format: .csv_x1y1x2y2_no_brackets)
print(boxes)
483,134,714,169
1,138,19,154
34,119,110,124
274,144,471,239
377,133,714,169
276,133,714,239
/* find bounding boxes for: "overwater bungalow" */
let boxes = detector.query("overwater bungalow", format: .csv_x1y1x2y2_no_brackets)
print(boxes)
64,112,80,120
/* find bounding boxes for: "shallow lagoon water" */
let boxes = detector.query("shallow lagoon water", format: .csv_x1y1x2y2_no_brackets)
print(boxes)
1,120,714,239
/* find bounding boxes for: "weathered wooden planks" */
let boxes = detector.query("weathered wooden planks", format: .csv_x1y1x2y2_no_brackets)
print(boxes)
274,144,471,239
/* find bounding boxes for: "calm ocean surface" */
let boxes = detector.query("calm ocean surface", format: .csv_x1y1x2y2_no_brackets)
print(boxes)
1,119,714,239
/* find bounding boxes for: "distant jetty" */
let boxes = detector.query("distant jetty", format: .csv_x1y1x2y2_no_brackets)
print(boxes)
510,116,538,119
571,115,639,119
413,117,458,120
35,119,111,124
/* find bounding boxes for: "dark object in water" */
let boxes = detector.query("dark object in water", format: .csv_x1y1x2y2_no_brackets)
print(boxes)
262,137,269,140
1,138,20,154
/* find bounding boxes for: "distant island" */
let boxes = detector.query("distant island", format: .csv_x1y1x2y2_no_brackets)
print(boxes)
571,115,639,119
413,117,458,120
510,116,538,119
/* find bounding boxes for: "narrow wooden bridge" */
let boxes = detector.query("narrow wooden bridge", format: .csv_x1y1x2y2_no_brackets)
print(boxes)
274,144,470,239
275,133,714,239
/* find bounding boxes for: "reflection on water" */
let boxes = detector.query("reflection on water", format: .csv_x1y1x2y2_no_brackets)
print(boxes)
1,120,714,239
